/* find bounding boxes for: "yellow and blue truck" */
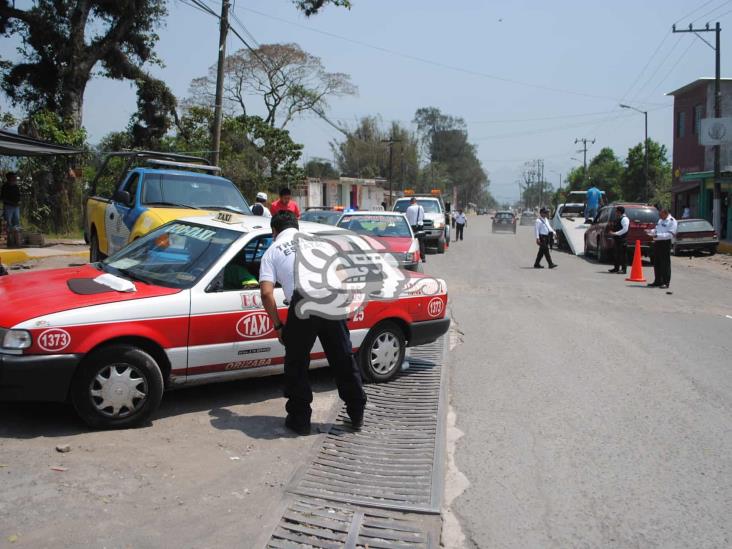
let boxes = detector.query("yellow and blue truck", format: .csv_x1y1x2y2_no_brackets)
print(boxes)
84,151,251,261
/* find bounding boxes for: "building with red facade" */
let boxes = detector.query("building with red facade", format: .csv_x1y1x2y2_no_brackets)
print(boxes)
668,77,732,241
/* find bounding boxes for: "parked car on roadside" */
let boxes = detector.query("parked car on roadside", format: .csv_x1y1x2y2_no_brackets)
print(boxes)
672,218,718,255
0,213,450,428
584,203,658,262
85,151,251,262
492,211,517,234
336,211,421,271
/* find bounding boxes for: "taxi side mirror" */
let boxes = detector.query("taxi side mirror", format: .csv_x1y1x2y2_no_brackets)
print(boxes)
114,190,131,205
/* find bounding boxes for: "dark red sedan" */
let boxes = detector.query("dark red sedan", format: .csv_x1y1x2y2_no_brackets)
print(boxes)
584,203,658,262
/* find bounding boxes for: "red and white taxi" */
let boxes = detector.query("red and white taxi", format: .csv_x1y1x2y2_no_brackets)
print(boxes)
0,213,449,428
336,211,421,271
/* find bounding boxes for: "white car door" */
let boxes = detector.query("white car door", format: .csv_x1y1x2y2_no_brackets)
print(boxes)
186,234,288,382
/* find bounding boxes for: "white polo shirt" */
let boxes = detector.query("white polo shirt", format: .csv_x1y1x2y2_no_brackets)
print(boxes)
259,228,298,300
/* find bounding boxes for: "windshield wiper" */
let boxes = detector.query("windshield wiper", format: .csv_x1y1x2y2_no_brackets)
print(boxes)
145,201,200,209
109,266,152,285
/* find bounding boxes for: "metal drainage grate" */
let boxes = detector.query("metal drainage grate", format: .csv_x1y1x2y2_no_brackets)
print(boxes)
287,338,447,514
267,497,434,549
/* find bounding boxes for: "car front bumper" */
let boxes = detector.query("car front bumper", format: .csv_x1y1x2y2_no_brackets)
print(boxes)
407,318,451,347
0,353,81,402
422,228,444,240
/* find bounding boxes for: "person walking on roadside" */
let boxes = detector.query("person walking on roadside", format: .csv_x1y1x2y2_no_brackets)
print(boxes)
270,187,301,219
534,207,557,269
648,208,677,289
259,211,367,435
608,206,629,274
405,197,426,263
251,191,272,217
454,208,467,241
1,172,21,247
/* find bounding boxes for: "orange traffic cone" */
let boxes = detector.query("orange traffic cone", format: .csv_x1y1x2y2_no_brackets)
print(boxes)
625,239,646,282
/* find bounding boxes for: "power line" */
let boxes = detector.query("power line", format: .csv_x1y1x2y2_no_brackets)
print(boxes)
638,39,697,103
236,5,663,105
675,0,718,24
692,0,732,23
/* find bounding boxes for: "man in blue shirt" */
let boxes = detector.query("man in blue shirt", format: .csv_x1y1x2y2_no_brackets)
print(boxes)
584,185,602,222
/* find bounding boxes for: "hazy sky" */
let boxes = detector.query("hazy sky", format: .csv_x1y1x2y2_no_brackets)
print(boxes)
2,0,731,202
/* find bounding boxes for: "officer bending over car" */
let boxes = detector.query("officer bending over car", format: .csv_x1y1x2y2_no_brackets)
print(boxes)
259,211,367,435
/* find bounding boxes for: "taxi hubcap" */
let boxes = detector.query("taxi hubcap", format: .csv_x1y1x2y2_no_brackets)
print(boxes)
370,332,400,375
90,364,148,418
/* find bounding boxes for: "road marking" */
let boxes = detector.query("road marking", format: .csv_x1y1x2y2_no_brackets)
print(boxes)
726,315,732,320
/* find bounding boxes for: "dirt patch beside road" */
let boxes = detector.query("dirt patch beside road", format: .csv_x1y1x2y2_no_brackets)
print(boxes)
0,373,338,547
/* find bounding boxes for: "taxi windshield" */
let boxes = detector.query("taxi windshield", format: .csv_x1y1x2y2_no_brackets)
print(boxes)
100,221,241,289
337,214,412,237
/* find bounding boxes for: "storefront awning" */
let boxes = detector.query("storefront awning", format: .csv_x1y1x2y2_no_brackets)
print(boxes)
672,180,702,194
0,129,82,156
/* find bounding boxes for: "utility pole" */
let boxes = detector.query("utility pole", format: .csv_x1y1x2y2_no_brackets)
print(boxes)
673,21,722,234
381,136,401,207
575,138,595,186
620,104,649,201
211,0,230,167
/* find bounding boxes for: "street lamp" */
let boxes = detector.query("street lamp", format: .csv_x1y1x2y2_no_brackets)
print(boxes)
620,103,649,202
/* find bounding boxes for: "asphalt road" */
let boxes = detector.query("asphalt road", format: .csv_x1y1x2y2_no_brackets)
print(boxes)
431,216,732,548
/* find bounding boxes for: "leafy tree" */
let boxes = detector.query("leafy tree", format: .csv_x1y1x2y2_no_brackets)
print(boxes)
170,107,303,198
331,116,419,187
294,0,352,15
188,43,356,128
0,1,176,231
622,140,671,206
14,111,87,232
0,1,172,131
414,107,492,207
305,159,339,178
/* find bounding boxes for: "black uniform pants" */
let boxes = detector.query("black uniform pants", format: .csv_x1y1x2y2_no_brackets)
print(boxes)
282,294,366,425
455,223,465,241
613,237,627,271
652,239,672,286
411,225,426,262
534,234,554,267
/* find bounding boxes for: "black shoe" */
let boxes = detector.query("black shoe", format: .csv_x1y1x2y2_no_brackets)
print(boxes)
620,269,627,275
608,268,619,273
549,264,558,269
348,415,363,430
534,264,544,269
659,284,669,289
285,415,311,436
647,283,660,287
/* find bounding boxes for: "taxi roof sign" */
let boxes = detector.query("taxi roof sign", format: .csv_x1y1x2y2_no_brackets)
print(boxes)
214,211,245,224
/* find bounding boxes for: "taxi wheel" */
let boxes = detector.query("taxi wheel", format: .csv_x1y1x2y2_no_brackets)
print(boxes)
359,321,405,383
71,345,164,429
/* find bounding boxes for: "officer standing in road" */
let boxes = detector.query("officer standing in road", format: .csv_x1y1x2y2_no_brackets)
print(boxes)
405,197,426,263
534,207,558,269
608,206,629,274
454,208,467,241
648,208,677,289
259,211,367,435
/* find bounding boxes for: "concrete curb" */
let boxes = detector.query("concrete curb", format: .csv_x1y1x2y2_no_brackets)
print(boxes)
0,248,88,266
